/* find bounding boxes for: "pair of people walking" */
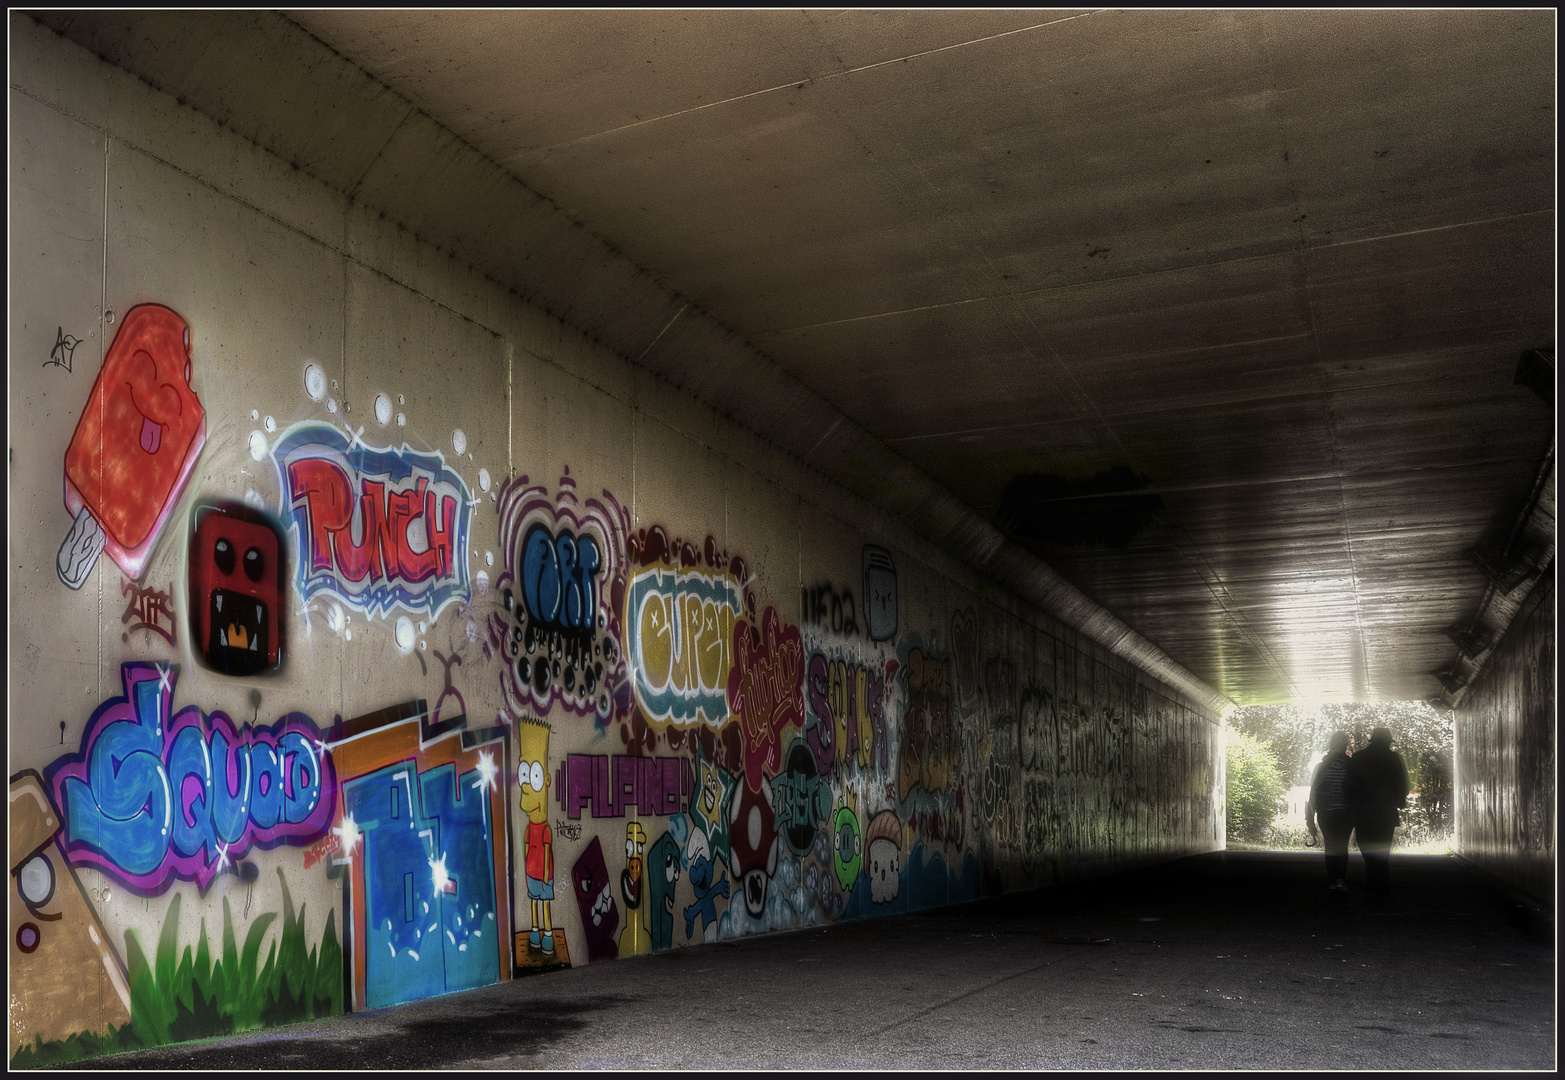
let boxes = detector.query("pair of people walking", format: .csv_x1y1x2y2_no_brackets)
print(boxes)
1306,727,1410,894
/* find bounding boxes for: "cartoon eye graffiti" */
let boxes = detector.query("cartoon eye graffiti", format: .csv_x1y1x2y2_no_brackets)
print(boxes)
530,761,544,791
190,503,287,676
625,839,636,859
579,874,593,895
17,852,56,910
664,852,680,883
16,922,42,954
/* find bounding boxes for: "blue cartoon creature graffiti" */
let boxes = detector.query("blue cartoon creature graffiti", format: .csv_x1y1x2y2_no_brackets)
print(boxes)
682,827,729,942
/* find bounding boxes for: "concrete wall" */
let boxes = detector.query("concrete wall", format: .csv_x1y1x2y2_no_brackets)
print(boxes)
8,18,1221,1064
1455,568,1555,905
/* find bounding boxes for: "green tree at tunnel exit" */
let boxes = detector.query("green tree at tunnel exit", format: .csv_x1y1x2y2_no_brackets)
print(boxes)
1226,730,1287,843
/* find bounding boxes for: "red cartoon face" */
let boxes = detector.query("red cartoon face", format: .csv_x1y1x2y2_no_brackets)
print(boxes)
190,503,287,676
65,304,205,552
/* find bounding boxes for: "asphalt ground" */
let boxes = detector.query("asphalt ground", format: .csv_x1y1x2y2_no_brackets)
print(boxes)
47,850,1555,1071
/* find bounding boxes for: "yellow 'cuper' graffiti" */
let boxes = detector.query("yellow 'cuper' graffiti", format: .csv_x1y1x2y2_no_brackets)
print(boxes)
625,565,741,727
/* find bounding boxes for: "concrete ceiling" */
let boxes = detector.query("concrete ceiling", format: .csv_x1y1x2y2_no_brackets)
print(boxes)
31,10,1556,706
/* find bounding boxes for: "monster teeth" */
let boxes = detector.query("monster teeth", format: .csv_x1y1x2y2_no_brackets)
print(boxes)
220,628,228,647
216,594,223,612
256,604,263,623
250,635,258,652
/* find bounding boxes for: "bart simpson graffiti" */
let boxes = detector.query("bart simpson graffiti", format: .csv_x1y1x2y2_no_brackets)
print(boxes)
514,718,561,963
44,663,334,894
491,472,630,725
272,421,472,622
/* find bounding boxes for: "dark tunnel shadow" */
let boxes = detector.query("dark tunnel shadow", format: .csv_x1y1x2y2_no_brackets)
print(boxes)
60,994,639,1070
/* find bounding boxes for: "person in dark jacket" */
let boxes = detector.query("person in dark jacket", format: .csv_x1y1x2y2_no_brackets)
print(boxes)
1350,726,1410,895
1307,732,1355,892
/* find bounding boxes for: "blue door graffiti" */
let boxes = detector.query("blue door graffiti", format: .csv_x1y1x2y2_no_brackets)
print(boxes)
342,761,498,1008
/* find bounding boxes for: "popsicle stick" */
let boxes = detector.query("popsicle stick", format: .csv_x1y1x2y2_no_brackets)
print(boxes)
57,506,106,589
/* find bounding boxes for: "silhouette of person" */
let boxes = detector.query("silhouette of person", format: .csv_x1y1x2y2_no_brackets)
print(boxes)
1351,726,1410,895
1308,732,1355,892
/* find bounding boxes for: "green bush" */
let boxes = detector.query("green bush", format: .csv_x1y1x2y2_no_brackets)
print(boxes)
1226,730,1287,843
11,868,341,1069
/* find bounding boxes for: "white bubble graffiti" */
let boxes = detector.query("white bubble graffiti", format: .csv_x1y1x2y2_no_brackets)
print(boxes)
375,393,392,426
451,429,467,456
248,431,268,461
305,364,326,401
395,616,415,653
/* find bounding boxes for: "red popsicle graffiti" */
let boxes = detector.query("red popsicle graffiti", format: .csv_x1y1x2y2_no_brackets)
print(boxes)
58,304,206,588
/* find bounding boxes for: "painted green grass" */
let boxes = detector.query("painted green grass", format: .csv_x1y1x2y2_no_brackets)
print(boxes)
11,869,342,1069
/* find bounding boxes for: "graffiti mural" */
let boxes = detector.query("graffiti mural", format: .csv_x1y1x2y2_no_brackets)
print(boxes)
618,823,651,957
805,649,898,775
272,421,472,623
513,718,564,965
801,581,859,638
8,772,132,1057
624,527,755,731
861,545,898,643
626,563,742,730
570,837,619,963
726,779,779,917
328,704,509,1010
44,663,334,894
646,830,683,952
58,304,206,589
490,472,630,725
728,606,806,793
865,810,904,904
120,577,177,647
899,645,958,799
188,502,290,676
553,753,693,819
12,295,1233,1067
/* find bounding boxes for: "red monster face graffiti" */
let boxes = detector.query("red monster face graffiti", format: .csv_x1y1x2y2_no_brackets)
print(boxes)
571,836,619,963
64,304,206,577
189,503,287,676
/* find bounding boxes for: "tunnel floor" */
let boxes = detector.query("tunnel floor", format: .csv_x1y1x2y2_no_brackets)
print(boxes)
50,851,1553,1071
